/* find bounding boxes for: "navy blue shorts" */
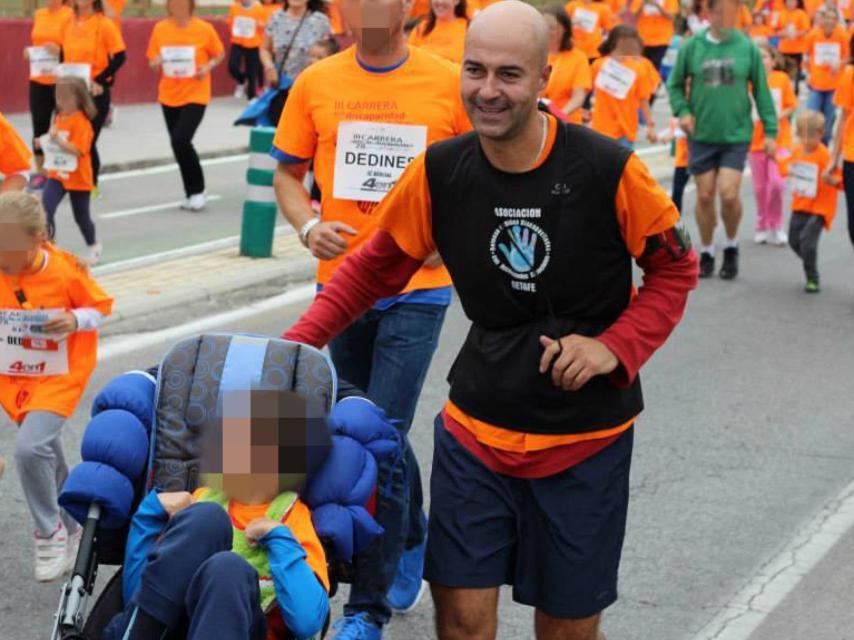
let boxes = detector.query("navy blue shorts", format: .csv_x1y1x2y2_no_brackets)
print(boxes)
424,415,633,619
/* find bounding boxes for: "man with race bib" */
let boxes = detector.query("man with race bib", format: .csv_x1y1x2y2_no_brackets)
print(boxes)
270,0,470,636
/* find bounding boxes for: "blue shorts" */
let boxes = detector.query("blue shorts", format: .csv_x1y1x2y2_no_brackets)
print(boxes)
688,140,750,175
423,415,633,619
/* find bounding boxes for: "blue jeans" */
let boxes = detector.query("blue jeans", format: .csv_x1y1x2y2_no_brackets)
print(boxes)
329,302,447,627
807,89,836,145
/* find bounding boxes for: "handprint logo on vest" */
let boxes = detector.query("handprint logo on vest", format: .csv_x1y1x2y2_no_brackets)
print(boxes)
490,220,552,291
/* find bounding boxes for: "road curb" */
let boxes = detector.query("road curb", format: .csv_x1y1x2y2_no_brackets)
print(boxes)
99,145,250,175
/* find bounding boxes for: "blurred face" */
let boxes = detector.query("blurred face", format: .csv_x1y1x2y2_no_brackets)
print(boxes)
709,0,738,31
307,44,328,64
287,0,308,11
54,84,77,114
168,0,192,19
542,13,562,52
799,125,823,151
74,0,95,12
615,34,642,56
820,10,837,32
0,223,43,276
431,0,457,20
785,0,797,9
341,0,411,55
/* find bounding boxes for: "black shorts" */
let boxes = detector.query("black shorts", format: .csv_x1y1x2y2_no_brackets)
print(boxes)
688,140,750,175
424,415,633,619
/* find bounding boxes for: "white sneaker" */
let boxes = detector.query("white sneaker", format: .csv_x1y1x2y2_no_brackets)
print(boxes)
771,229,788,246
187,193,206,211
87,243,102,265
233,83,246,99
179,198,192,211
34,523,69,582
754,230,768,244
65,526,81,575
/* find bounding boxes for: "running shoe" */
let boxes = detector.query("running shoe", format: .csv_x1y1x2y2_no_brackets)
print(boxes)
753,230,768,244
87,243,103,265
698,252,715,278
233,83,247,99
28,174,47,191
34,522,69,582
327,613,382,640
65,526,82,574
805,280,820,293
771,229,788,246
387,537,428,613
187,193,207,211
719,247,739,280
92,185,101,201
179,198,192,211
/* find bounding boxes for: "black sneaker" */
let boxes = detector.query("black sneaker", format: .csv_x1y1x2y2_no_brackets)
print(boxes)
719,246,739,280
699,252,715,278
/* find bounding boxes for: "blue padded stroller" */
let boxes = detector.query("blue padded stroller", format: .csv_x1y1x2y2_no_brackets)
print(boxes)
51,333,402,639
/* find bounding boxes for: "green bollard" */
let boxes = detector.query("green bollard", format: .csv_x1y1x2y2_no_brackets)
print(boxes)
240,126,278,258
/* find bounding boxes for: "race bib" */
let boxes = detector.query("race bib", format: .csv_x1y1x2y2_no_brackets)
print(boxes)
790,161,818,198
814,42,841,66
333,121,427,203
232,16,257,39
0,309,69,377
161,46,197,78
39,132,78,173
56,63,91,88
642,0,664,16
28,46,59,78
573,8,598,33
771,87,782,117
594,58,637,100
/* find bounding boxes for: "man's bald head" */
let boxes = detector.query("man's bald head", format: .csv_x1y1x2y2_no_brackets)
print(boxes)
467,1,550,68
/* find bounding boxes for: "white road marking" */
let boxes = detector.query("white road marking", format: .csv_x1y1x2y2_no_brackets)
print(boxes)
99,154,249,182
98,285,316,362
691,478,854,640
636,144,670,157
99,195,223,219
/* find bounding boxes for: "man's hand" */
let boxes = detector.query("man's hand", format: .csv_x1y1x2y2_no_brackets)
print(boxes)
678,114,695,136
245,517,284,545
157,491,193,518
763,137,777,158
264,65,279,87
42,311,78,340
646,127,658,143
306,221,357,260
538,334,619,391
91,82,104,97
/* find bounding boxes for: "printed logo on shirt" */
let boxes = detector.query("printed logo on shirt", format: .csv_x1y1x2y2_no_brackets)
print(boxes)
489,219,552,293
701,58,735,86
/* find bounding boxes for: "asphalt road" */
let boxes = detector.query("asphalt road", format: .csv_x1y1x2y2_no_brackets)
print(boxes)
2,175,854,640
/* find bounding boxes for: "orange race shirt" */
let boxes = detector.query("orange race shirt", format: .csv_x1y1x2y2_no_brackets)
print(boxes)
272,45,471,290
62,13,126,80
565,0,616,60
750,70,796,152
410,0,430,18
227,1,266,48
147,17,225,107
30,6,74,85
748,23,775,39
780,143,841,227
407,16,468,63
833,64,854,161
737,4,753,29
374,114,679,450
777,8,810,53
805,25,849,91
0,114,33,178
0,243,113,423
630,0,679,47
48,111,94,191
543,48,592,123
104,0,127,27
590,55,655,141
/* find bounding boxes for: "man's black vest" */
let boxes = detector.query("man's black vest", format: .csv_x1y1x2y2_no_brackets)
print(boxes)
426,121,644,435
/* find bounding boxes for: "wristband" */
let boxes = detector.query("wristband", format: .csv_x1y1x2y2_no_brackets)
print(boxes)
299,217,321,247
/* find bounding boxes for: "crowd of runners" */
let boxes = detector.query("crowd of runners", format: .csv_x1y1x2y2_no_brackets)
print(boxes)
1,0,853,637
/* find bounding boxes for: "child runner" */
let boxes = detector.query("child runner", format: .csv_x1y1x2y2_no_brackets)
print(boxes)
590,25,658,148
781,110,841,292
750,43,797,245
777,0,810,95
805,7,848,144
659,117,691,212
749,9,775,41
0,191,112,582
829,33,854,254
40,76,102,264
228,0,265,98
540,3,592,124
565,0,616,62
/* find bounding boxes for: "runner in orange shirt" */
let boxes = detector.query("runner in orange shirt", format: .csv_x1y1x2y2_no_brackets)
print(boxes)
828,38,854,253
630,0,679,73
408,0,469,62
805,7,848,143
24,0,73,189
748,9,775,40
590,25,657,147
777,0,811,94
61,0,126,186
0,114,33,192
565,0,616,61
736,2,753,30
0,191,112,581
270,0,470,633
227,0,266,98
148,0,225,210
540,4,591,123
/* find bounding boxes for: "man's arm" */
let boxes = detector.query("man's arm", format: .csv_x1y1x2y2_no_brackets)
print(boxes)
750,44,779,140
666,39,691,118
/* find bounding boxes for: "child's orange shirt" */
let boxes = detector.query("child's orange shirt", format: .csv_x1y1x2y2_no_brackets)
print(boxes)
228,1,265,48
543,48,592,124
590,55,655,141
48,111,94,192
750,70,796,152
805,25,849,91
781,143,841,228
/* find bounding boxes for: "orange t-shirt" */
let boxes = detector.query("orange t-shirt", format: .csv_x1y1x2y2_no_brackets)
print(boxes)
805,26,849,91
590,55,655,141
803,0,824,17
375,114,679,451
410,0,430,18
48,111,94,191
228,1,266,48
62,13,126,80
833,64,854,161
30,6,74,86
147,17,225,107
104,0,126,27
0,114,33,178
191,489,330,592
408,16,468,63
749,23,775,39
543,48,592,124
272,45,471,289
777,8,810,53
737,4,753,29
630,0,679,47
750,70,796,152
0,243,113,423
565,0,616,60
327,0,346,34
780,143,840,228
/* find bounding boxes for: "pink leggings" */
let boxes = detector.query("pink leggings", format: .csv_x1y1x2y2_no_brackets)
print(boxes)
748,151,785,231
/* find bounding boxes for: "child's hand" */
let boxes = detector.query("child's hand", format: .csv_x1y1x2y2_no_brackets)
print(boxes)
823,171,841,186
157,491,193,517
49,126,59,141
646,127,658,143
245,517,284,545
42,311,78,340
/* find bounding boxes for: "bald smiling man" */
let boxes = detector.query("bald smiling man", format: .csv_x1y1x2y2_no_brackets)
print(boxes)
284,2,699,638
